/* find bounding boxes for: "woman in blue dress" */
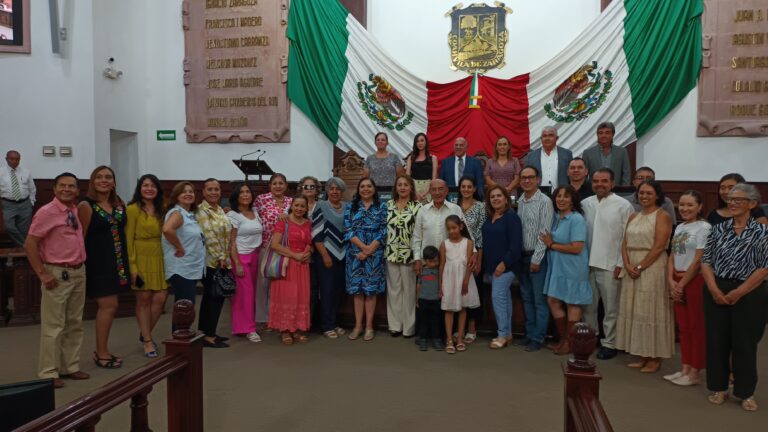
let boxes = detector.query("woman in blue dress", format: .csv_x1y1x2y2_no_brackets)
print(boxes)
344,177,387,341
540,185,592,355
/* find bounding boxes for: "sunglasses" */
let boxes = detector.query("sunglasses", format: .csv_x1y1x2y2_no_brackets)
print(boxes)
301,184,317,190
66,210,79,230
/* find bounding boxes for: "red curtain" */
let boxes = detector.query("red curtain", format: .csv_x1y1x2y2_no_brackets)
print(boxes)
426,74,530,163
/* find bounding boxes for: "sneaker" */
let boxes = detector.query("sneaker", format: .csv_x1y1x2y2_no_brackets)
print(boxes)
431,339,445,351
671,375,700,386
663,371,684,382
596,347,617,360
524,340,543,352
246,332,262,343
418,339,429,351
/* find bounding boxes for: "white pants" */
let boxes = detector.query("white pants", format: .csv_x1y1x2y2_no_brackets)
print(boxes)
583,267,622,349
386,262,417,336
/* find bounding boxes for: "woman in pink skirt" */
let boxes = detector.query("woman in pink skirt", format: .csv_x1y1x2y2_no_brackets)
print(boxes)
227,184,263,343
268,195,313,344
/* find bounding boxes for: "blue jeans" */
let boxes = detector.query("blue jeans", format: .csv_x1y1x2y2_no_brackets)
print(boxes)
490,271,516,338
519,254,549,343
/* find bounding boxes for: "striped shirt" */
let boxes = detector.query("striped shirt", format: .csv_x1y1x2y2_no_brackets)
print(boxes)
517,189,553,265
311,200,347,261
702,218,768,280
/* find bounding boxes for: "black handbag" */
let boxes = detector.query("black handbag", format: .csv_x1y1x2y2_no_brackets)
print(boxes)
212,268,236,298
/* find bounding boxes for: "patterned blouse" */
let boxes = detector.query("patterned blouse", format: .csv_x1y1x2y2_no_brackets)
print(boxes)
196,201,231,269
462,200,486,249
254,192,293,247
702,217,768,280
385,200,422,264
484,158,521,188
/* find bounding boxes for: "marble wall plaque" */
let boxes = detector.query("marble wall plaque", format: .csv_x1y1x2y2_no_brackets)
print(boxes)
698,0,768,137
183,0,290,143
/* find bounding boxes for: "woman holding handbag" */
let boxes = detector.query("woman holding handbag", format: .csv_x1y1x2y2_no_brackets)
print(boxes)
228,183,263,343
196,178,232,349
268,195,313,344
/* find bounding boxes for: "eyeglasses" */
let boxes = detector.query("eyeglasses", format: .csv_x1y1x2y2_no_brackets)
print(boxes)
301,184,317,190
66,210,79,230
725,197,752,205
520,175,537,181
634,175,653,181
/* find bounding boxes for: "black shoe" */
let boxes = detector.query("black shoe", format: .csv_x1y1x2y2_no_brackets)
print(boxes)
414,336,422,345
431,339,445,351
214,335,230,343
418,339,429,351
512,337,530,347
203,340,229,348
389,331,402,338
596,347,617,360
524,340,544,352
403,334,415,339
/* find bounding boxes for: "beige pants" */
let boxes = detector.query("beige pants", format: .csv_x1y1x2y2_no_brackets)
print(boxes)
386,262,417,336
38,264,86,379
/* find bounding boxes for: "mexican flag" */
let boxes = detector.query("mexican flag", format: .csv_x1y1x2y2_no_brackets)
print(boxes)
287,0,702,160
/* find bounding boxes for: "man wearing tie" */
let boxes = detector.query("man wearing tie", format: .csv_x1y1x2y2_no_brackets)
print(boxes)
0,150,37,248
439,137,484,199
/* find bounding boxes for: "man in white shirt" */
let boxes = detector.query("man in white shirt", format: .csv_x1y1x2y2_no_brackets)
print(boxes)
0,150,37,247
582,168,633,360
524,126,573,189
412,179,465,276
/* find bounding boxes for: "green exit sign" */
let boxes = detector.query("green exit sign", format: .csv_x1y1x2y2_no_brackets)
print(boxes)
156,130,176,141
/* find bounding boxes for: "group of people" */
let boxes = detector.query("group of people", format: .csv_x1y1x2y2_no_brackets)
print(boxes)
10,121,767,413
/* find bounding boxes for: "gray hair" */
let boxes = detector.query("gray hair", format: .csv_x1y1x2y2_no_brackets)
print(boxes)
541,126,558,136
324,176,347,193
596,121,615,134
729,183,761,202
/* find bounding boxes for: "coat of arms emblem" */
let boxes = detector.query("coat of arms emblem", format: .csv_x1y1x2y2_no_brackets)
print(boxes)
356,74,414,131
446,2,512,73
544,61,614,123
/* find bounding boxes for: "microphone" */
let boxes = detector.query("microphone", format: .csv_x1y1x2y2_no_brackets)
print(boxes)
255,149,266,161
239,149,263,160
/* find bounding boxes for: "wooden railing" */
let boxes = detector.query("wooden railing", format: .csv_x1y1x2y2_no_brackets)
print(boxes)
563,323,614,432
15,300,204,432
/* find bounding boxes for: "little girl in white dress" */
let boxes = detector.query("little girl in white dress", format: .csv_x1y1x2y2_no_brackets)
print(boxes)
440,215,481,354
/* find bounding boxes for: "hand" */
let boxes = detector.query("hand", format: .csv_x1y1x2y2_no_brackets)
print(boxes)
461,282,469,295
39,272,58,290
539,231,553,248
218,259,227,269
494,262,506,277
415,301,420,309
322,255,333,269
468,253,478,273
613,267,622,280
363,244,377,256
131,272,138,286
711,289,729,305
357,252,368,261
299,251,311,263
627,266,641,279
174,247,185,258
530,263,540,273
438,289,443,299
235,262,245,278
278,213,289,221
723,289,744,305
413,260,422,276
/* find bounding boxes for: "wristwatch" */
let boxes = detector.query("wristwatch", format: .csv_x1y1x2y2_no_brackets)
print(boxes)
637,264,643,271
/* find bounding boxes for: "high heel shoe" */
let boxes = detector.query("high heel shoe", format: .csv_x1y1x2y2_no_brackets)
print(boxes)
143,340,158,358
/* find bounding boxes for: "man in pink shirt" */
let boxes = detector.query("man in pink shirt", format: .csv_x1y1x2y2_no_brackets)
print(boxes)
24,172,89,389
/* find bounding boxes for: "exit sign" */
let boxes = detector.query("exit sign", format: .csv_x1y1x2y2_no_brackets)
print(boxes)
156,130,176,141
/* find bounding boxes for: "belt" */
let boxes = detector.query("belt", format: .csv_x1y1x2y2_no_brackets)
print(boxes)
523,250,535,257
2,197,28,203
44,262,84,269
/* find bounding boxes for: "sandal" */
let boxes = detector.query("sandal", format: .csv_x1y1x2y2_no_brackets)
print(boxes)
143,340,158,358
708,391,729,405
281,332,294,345
348,327,362,341
488,337,509,350
363,329,375,341
463,333,477,344
446,341,456,354
93,352,123,369
292,333,309,343
741,397,758,412
334,327,347,335
323,330,339,339
456,342,467,352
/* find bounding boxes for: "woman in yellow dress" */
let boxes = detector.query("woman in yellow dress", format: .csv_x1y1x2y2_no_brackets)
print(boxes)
126,174,167,358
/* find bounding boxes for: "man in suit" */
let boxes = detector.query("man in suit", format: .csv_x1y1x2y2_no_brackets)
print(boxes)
581,122,631,186
439,137,484,198
524,126,573,190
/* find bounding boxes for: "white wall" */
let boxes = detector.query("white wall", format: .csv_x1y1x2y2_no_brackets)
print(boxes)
1,1,765,183
0,0,95,178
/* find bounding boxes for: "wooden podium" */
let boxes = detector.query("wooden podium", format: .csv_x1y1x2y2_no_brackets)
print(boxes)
232,158,274,183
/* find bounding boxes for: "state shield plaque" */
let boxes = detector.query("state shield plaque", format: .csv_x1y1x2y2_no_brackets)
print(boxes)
446,2,512,73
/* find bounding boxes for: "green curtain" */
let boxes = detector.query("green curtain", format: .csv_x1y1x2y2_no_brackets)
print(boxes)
286,0,351,143
624,0,703,138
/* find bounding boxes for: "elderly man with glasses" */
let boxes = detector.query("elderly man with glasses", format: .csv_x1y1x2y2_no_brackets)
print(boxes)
24,172,90,389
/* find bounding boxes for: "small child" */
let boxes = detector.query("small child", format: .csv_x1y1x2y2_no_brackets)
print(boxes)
440,215,480,354
416,246,443,351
